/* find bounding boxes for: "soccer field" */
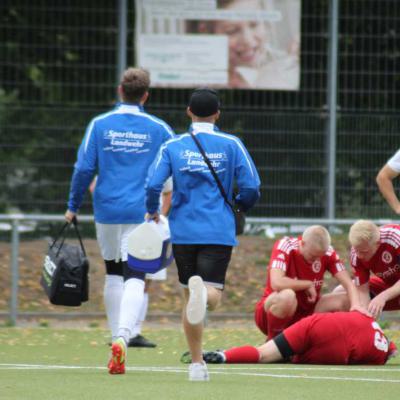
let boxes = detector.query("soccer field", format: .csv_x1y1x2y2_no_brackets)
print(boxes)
1,327,399,400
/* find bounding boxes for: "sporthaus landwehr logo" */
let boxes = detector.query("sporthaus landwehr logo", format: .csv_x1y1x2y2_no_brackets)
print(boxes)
179,149,228,173
103,130,152,153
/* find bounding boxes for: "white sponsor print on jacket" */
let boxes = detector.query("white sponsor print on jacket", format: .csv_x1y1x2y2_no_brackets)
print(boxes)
179,149,228,172
103,130,152,153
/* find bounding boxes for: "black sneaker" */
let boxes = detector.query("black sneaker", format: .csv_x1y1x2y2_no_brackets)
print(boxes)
180,350,225,364
203,351,225,364
128,334,157,348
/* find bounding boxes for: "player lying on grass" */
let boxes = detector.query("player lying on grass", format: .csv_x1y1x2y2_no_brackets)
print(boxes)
183,311,397,365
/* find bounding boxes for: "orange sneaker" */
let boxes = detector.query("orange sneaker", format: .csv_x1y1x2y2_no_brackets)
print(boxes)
108,338,126,374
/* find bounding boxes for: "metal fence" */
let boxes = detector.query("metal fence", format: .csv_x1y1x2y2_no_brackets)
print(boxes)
3,213,400,325
1,0,399,217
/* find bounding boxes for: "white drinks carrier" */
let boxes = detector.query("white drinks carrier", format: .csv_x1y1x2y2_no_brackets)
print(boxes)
127,216,173,273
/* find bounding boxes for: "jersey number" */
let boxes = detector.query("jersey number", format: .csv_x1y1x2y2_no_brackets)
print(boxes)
372,321,389,352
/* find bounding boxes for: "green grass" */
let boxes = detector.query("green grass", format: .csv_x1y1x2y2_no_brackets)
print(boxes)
0,327,399,400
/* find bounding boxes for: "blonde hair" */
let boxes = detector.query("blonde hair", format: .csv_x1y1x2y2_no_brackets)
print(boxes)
120,67,150,103
302,225,331,252
349,220,380,247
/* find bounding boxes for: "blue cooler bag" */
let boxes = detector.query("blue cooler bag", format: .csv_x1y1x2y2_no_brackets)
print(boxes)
127,216,174,274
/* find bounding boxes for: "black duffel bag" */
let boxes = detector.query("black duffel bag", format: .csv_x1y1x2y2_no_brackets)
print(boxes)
40,218,89,306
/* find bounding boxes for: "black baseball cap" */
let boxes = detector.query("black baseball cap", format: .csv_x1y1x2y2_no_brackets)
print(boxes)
188,87,220,117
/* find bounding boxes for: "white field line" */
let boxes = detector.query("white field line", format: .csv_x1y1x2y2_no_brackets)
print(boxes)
0,363,400,383
5,364,399,373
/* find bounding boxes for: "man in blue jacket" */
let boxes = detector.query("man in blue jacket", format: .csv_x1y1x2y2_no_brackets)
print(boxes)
64,68,174,373
145,88,261,381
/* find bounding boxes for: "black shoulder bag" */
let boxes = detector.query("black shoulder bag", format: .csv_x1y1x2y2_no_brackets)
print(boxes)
190,132,245,235
40,218,89,306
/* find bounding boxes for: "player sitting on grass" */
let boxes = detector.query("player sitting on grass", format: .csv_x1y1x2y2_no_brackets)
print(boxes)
254,225,365,340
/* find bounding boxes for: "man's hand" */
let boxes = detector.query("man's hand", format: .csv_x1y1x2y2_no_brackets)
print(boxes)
145,212,160,223
305,284,317,303
65,210,76,223
368,293,387,319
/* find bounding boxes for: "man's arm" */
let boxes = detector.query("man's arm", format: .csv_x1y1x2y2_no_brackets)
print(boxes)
357,283,371,309
270,269,313,292
368,279,400,319
65,121,98,222
161,191,172,216
234,138,260,212
334,270,362,310
160,177,173,216
376,164,400,214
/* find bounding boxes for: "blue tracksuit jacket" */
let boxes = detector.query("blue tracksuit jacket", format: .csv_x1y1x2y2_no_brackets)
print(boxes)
146,122,260,246
67,103,175,223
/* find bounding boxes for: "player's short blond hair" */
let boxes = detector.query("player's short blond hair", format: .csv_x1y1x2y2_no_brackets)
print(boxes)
302,225,331,252
348,220,380,247
120,67,150,103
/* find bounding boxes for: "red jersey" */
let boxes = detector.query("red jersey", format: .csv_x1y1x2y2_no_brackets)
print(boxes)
284,311,388,365
351,224,400,287
261,236,345,312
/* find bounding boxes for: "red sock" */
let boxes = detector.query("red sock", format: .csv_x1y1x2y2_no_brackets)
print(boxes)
267,312,292,340
224,346,260,363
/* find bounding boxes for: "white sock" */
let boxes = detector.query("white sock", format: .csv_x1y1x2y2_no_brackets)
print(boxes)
103,274,124,341
131,292,149,337
117,278,145,344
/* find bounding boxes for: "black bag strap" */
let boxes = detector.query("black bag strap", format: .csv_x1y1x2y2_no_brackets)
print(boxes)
50,217,87,257
189,132,235,211
49,222,69,251
71,218,86,257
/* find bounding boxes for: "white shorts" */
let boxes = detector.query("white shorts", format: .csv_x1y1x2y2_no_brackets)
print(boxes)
95,223,167,280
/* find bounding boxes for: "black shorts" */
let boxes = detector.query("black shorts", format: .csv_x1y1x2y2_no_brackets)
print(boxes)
172,244,232,289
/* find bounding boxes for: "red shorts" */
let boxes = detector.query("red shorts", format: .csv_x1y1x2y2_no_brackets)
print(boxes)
254,297,313,336
369,276,400,310
282,311,388,365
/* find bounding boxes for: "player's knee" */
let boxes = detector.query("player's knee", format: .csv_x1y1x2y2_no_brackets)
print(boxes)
257,340,283,363
263,292,279,312
264,290,296,310
280,289,297,304
277,289,297,312
265,289,297,318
